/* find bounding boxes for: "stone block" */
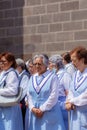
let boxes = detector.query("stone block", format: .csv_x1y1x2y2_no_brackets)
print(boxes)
14,18,23,27
64,41,87,50
32,5,45,15
46,42,64,51
41,14,53,23
84,21,87,29
47,3,59,13
79,0,87,9
75,31,87,40
72,10,87,21
4,9,19,18
12,0,24,8
61,1,79,11
30,34,42,43
27,0,41,5
63,21,82,31
6,27,23,36
24,44,35,53
0,29,6,37
0,11,4,18
27,16,40,25
34,43,46,52
42,33,56,42
50,23,62,32
53,12,70,22
0,1,11,10
56,32,73,41
23,26,37,35
42,0,64,4
0,19,14,28
37,24,48,33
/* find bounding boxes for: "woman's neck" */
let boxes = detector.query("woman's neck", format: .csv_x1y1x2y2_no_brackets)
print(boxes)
79,64,87,73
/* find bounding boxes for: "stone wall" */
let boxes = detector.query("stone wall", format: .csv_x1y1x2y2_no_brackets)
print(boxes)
0,0,87,60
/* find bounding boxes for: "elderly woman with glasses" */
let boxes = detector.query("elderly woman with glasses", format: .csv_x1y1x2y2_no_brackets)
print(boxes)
25,54,65,130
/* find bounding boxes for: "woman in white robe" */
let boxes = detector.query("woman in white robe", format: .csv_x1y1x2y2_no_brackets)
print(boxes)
26,54,65,130
0,52,23,130
66,46,87,130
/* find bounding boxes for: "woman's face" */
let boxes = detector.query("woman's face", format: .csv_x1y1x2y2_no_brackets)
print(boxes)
0,56,13,71
62,58,67,65
48,62,56,70
16,66,22,74
71,52,84,71
28,62,37,75
33,57,47,75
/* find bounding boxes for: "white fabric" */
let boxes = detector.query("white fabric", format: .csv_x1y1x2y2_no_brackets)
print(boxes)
57,69,71,96
66,69,87,106
33,72,53,93
28,73,59,112
0,68,19,96
69,90,87,106
66,90,74,101
40,76,59,112
19,70,29,100
65,63,76,77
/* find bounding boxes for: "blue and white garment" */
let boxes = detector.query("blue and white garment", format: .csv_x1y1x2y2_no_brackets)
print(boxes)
57,69,71,97
26,70,66,130
0,67,23,130
57,68,72,130
65,62,76,78
19,70,30,100
67,68,87,130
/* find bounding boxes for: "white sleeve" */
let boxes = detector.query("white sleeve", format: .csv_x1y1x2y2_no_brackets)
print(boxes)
66,90,74,101
67,64,76,76
20,75,29,99
26,79,34,111
0,71,19,96
63,73,72,90
39,75,59,112
28,92,34,111
70,90,87,106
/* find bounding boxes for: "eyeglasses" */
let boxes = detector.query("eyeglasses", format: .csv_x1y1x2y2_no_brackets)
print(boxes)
0,60,8,64
34,63,43,66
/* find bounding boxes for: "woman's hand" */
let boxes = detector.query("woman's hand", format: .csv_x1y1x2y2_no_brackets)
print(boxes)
65,102,75,111
32,107,44,118
65,102,72,111
25,101,28,107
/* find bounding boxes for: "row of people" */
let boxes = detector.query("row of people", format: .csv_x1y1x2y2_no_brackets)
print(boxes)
0,45,87,130
25,54,66,130
25,46,87,130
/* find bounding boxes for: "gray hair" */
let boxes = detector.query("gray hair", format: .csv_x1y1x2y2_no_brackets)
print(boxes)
49,55,64,69
33,54,49,67
16,58,25,70
26,59,33,65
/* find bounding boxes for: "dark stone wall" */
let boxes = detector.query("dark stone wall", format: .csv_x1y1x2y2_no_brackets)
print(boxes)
0,0,24,58
0,0,87,60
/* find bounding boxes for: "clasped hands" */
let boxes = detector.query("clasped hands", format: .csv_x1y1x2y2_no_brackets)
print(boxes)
32,107,44,118
65,100,75,111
